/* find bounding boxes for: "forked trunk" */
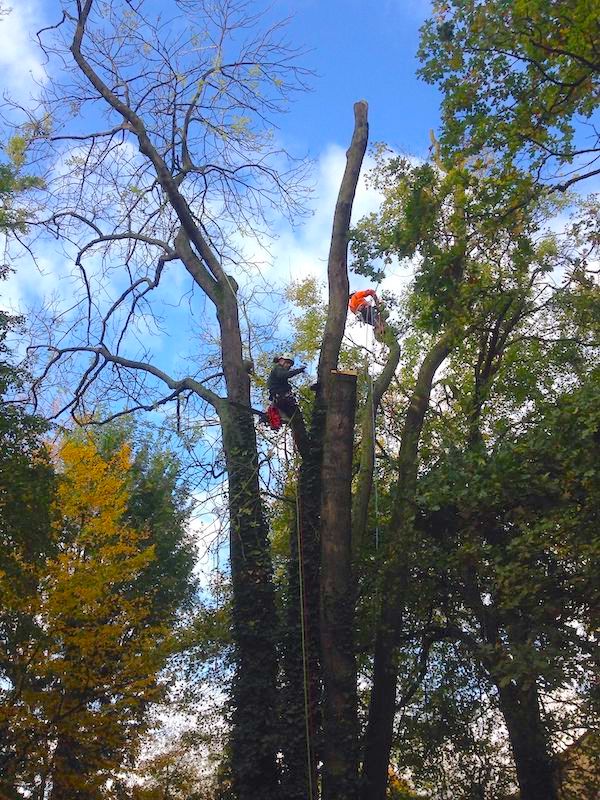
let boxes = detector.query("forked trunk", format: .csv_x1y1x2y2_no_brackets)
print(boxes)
361,334,453,800
320,370,359,800
281,101,369,799
498,681,558,800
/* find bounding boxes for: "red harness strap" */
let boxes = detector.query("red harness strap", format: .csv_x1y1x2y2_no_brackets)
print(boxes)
266,403,283,430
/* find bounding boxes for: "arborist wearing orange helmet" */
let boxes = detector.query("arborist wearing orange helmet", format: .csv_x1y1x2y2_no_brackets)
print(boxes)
349,288,384,334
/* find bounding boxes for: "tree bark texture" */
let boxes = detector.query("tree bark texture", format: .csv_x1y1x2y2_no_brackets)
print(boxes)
320,370,359,800
361,334,453,800
281,102,369,798
317,101,369,383
497,681,558,800
217,290,280,800
352,332,401,555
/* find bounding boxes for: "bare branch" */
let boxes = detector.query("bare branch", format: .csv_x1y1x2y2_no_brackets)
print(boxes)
46,344,222,409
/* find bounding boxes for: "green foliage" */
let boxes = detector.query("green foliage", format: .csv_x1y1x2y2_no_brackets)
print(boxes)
350,148,548,334
0,282,55,586
418,0,600,190
394,644,515,799
95,421,198,623
351,153,466,330
407,335,600,787
349,106,598,797
0,408,198,796
285,277,327,363
0,136,44,233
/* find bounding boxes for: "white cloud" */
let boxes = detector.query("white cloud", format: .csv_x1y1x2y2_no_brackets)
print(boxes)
188,483,229,588
1,244,73,314
0,1,47,98
207,141,417,360
267,143,414,299
266,145,379,286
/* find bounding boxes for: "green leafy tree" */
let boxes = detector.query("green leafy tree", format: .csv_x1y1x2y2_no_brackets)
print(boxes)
350,147,558,799
348,136,599,800
0,151,56,797
415,375,599,800
418,0,600,193
0,315,56,799
0,425,197,799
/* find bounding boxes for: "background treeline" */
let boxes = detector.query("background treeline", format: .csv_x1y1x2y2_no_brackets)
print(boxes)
0,299,200,797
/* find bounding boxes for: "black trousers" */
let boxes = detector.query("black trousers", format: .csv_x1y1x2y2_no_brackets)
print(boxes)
271,392,297,418
359,305,378,326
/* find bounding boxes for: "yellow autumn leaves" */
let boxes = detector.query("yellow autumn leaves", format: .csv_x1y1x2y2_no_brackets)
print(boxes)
0,432,171,796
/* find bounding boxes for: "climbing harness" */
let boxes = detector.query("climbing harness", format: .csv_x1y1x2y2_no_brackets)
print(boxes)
265,403,283,430
350,286,385,336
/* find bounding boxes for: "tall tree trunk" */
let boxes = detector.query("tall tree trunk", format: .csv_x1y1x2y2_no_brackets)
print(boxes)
497,681,558,800
460,562,558,800
320,370,359,800
217,292,280,800
66,8,283,797
361,334,454,800
352,332,401,555
49,732,91,800
280,101,369,799
222,412,279,799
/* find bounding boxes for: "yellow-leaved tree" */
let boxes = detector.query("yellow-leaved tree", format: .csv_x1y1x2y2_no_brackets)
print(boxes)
46,436,167,799
0,432,186,799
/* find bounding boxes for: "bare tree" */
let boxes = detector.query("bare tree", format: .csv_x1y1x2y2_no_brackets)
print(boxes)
6,2,377,797
7,1,312,797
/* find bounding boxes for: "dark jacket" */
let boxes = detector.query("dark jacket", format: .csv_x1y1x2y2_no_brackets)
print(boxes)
268,364,304,398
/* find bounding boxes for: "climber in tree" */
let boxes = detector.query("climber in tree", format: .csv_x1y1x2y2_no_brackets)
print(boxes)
268,353,306,420
349,289,385,335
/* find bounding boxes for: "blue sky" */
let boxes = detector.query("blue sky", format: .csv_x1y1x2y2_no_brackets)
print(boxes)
1,0,440,156
0,0,438,457
2,0,439,316
1,0,596,586
0,0,443,568
271,0,440,158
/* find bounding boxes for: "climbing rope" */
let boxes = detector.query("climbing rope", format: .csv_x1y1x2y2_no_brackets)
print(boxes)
295,487,315,800
368,324,381,551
